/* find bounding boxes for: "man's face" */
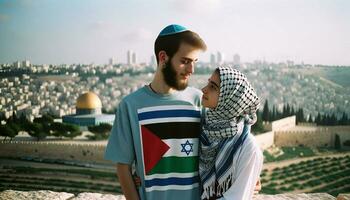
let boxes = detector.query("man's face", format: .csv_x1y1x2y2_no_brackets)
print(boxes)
162,43,201,90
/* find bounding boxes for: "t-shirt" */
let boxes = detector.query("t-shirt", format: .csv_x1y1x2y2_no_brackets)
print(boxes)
105,86,202,200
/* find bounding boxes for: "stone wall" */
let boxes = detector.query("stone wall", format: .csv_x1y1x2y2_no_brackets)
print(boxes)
1,190,349,200
255,131,275,150
274,126,350,148
271,116,296,131
0,141,109,164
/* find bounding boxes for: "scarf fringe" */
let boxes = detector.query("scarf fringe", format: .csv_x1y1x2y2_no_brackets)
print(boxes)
201,173,234,199
216,173,233,196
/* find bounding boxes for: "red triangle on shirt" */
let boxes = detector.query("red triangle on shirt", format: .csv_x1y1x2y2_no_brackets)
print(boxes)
141,125,170,174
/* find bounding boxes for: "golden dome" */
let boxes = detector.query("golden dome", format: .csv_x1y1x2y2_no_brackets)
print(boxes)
76,92,102,109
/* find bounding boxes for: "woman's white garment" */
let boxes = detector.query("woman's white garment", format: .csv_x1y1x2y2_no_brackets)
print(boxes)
219,133,263,200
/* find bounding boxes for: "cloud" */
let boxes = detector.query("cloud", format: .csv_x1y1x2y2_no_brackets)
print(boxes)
168,0,221,14
120,28,153,43
88,20,114,31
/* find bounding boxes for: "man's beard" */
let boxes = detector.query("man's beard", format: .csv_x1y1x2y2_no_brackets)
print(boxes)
162,58,188,90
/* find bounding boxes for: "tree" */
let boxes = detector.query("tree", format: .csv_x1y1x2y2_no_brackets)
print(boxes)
271,105,276,121
315,112,322,125
51,122,65,138
61,123,81,139
262,100,269,122
330,113,337,126
7,122,21,140
335,134,341,150
252,111,265,134
88,123,112,140
296,108,305,124
286,104,291,117
339,112,348,125
24,122,47,141
0,125,16,141
308,114,314,123
33,114,54,134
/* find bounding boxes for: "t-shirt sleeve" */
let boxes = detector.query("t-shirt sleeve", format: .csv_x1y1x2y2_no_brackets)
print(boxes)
220,141,263,200
104,100,135,164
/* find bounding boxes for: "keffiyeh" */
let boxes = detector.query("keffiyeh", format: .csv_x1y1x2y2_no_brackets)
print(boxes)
199,66,260,199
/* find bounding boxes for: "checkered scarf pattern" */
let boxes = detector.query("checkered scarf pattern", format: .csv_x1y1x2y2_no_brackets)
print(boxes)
203,66,259,138
200,66,259,199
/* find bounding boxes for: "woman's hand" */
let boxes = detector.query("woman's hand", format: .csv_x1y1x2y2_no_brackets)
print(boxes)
254,179,261,194
133,174,141,187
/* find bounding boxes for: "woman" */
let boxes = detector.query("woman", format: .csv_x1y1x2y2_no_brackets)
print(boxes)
200,66,263,200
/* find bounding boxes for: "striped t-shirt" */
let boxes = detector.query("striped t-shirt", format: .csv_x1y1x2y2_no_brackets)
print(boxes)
105,86,202,200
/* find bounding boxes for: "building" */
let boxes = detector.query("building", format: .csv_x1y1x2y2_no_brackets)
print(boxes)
62,92,115,126
210,53,216,67
109,57,115,65
233,54,240,66
132,52,137,65
22,60,31,68
127,50,132,65
217,51,224,65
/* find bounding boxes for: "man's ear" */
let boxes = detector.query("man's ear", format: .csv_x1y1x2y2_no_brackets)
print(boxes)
158,51,169,65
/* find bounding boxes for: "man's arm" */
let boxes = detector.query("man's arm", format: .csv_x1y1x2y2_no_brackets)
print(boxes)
116,163,139,200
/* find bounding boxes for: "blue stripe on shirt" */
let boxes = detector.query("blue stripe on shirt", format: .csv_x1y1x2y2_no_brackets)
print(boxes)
145,176,199,187
138,110,200,121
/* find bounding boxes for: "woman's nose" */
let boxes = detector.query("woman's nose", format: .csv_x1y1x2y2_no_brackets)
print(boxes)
201,86,207,93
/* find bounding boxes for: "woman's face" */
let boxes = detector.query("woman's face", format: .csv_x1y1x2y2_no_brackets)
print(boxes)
201,71,220,109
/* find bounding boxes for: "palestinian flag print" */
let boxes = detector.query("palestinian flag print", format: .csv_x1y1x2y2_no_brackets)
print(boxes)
138,105,201,192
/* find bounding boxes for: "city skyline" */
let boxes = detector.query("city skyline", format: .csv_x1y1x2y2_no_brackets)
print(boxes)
0,0,349,65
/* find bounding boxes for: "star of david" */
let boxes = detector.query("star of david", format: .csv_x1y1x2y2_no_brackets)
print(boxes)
181,140,194,156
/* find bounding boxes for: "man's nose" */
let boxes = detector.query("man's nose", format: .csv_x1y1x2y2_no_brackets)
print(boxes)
186,62,194,74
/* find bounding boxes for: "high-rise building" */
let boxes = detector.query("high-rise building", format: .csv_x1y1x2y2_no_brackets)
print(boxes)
22,60,31,67
127,50,133,65
13,61,21,68
210,53,216,67
109,57,115,65
217,51,224,65
132,52,137,65
233,54,240,66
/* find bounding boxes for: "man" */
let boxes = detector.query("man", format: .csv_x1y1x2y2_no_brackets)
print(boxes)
105,24,207,200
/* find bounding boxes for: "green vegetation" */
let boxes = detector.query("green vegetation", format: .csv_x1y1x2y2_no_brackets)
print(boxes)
264,147,316,163
260,100,350,125
87,123,112,140
261,155,350,196
0,164,121,194
322,67,350,88
0,114,81,141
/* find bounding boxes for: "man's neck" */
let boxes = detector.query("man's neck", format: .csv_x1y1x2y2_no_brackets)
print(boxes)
150,71,177,94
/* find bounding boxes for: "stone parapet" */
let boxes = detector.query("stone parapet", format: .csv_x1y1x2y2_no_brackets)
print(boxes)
1,190,349,200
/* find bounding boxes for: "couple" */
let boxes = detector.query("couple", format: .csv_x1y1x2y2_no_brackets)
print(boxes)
105,24,263,200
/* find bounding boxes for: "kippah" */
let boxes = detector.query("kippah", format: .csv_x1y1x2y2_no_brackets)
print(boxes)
158,24,188,36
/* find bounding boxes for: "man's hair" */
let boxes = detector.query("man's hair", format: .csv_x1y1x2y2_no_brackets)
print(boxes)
154,30,207,64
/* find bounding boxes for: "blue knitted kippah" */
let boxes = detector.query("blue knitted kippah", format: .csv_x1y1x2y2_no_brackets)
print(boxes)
158,24,188,37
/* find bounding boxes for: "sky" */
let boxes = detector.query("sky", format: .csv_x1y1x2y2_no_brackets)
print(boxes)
0,0,349,65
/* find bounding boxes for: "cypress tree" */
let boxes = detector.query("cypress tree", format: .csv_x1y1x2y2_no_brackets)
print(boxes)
286,104,291,117
308,114,313,123
316,112,321,125
262,99,269,121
